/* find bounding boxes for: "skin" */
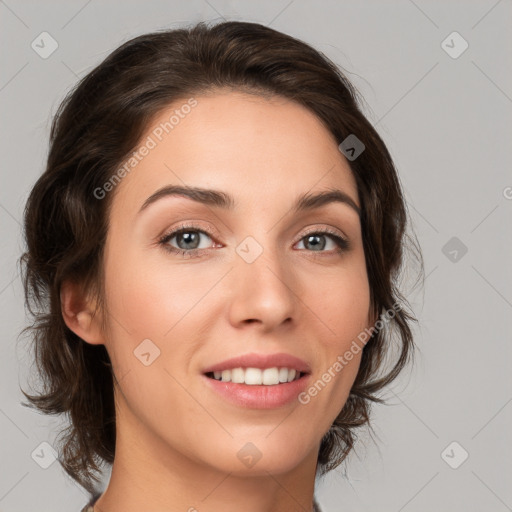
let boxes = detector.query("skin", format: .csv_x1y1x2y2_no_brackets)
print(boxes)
62,90,376,512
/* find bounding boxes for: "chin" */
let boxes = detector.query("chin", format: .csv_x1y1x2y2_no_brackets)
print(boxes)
199,436,314,476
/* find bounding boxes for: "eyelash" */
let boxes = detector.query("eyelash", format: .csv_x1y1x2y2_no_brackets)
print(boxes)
157,223,350,259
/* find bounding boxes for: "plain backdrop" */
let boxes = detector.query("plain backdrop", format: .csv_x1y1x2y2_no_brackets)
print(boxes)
1,1,511,511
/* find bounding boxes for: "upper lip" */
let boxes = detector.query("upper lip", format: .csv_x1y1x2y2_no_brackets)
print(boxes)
202,352,312,374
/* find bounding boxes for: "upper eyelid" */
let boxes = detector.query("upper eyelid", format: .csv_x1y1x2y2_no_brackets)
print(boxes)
160,224,348,245
300,225,347,238
161,223,218,240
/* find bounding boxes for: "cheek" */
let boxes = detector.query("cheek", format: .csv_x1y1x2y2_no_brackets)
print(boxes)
100,246,222,392
100,251,198,427
103,247,206,339
312,263,371,346
303,263,370,411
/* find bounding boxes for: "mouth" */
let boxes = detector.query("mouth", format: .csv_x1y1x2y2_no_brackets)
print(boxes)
204,367,307,385
202,367,311,409
201,352,312,408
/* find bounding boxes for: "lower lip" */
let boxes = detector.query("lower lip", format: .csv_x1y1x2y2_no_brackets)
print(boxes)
202,374,310,409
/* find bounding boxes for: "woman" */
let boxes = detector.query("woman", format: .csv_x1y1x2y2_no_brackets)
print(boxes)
20,20,422,512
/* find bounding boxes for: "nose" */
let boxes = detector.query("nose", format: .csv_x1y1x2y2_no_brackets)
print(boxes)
227,243,297,332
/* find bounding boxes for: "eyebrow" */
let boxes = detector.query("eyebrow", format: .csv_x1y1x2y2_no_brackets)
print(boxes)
138,185,361,217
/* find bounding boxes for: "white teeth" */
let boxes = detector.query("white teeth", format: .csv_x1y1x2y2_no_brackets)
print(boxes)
262,367,279,385
231,367,245,383
287,368,296,382
209,367,302,385
245,368,262,385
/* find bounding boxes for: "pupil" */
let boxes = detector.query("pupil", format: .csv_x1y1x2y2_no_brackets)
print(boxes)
306,234,325,251
179,232,199,249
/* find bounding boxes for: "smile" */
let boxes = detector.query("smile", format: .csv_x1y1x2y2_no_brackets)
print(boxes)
205,367,304,385
202,370,310,409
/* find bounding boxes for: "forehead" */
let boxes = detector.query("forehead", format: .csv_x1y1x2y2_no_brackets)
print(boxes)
110,91,359,217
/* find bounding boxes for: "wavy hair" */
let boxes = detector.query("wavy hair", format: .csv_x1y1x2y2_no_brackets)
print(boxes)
19,20,423,494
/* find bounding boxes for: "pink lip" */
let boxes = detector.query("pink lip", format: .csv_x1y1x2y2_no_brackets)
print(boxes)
202,352,312,374
202,373,311,409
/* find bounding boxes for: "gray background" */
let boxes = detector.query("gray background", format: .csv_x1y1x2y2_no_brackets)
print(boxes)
1,1,511,511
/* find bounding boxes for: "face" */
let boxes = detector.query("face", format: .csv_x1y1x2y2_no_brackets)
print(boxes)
96,90,373,477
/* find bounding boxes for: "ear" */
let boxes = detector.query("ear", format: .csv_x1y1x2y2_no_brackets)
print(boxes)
60,279,105,345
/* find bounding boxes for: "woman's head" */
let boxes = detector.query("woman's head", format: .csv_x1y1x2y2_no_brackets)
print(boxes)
20,20,422,494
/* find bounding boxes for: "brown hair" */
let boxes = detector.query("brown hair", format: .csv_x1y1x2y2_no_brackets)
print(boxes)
19,20,423,494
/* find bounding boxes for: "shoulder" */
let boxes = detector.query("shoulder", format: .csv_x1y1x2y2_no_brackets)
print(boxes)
80,493,102,512
313,496,323,512
81,495,323,511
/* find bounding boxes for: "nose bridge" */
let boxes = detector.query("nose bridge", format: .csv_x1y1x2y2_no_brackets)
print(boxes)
228,231,297,328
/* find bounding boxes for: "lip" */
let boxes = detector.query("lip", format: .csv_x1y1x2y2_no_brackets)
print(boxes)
201,352,312,374
202,372,311,409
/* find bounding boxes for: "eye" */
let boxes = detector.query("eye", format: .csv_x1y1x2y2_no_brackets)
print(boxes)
295,228,349,255
158,224,350,258
158,224,217,258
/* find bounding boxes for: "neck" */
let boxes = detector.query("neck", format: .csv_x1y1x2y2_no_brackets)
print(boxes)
94,394,320,512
